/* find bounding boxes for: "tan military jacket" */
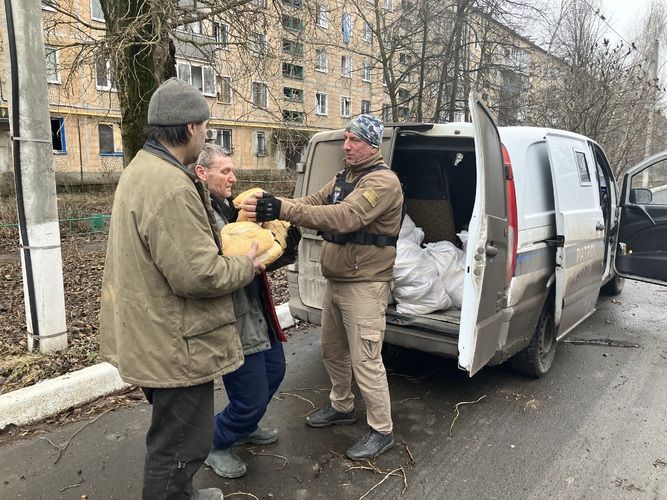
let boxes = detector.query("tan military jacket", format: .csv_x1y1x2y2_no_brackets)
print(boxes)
280,154,403,282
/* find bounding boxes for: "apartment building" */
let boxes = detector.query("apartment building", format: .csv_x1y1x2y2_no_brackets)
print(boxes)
0,0,398,193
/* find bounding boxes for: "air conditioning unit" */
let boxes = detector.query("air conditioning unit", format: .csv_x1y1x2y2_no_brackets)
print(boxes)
205,129,219,142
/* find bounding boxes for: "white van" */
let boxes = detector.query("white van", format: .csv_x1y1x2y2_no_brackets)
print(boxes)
286,93,667,377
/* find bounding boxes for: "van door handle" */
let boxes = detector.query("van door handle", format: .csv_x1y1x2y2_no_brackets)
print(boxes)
485,244,498,256
595,222,605,231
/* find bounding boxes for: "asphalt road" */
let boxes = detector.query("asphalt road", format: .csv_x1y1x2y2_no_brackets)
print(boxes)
0,280,665,500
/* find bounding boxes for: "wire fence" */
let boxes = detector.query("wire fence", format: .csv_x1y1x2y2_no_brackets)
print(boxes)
0,214,110,241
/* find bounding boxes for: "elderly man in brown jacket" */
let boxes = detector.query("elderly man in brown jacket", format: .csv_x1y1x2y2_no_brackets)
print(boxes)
242,114,403,461
100,78,263,500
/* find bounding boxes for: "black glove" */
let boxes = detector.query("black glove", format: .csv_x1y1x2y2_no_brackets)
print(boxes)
284,225,302,256
256,192,282,222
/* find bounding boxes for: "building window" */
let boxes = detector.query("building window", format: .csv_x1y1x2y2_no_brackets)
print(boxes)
398,106,410,119
384,0,393,11
282,62,304,80
316,92,328,115
91,0,105,21
315,48,328,72
253,0,267,7
399,52,410,64
51,117,66,153
251,32,269,56
340,96,351,117
255,131,268,156
282,0,302,7
177,62,216,96
282,38,304,57
283,87,304,102
282,14,304,32
217,76,231,103
45,46,60,84
342,12,352,43
283,110,305,123
398,88,410,102
382,104,391,122
216,128,233,152
98,124,121,155
213,22,230,48
361,99,371,114
341,55,352,78
95,58,116,90
316,4,329,28
252,81,268,108
362,60,371,82
362,21,372,42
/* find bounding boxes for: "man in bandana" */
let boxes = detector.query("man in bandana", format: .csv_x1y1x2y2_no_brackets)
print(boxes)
241,114,403,460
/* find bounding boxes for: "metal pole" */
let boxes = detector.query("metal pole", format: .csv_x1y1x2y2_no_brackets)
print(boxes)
3,0,67,352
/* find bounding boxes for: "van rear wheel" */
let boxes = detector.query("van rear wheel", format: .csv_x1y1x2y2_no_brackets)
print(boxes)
510,300,557,378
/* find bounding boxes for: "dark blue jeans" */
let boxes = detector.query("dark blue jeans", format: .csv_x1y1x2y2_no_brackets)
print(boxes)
212,339,286,449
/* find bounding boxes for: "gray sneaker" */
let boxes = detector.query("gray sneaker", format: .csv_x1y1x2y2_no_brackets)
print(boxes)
306,405,356,428
235,426,279,445
345,427,395,460
192,488,224,500
205,448,247,479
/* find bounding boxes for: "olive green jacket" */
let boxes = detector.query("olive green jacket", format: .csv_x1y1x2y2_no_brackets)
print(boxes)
99,149,254,388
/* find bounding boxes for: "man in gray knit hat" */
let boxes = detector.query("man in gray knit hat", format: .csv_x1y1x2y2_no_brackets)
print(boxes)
242,113,403,461
100,77,264,500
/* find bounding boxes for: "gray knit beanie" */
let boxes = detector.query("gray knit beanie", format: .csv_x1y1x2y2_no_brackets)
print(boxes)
147,77,210,126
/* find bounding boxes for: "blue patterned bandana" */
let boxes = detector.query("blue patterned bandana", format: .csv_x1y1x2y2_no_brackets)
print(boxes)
345,114,383,148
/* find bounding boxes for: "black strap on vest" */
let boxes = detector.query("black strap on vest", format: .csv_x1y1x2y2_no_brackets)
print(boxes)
321,163,400,247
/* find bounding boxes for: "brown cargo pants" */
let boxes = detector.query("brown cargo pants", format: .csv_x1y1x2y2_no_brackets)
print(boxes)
320,280,393,434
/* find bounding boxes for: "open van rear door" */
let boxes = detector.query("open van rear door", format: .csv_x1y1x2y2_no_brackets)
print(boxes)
458,92,511,375
613,151,667,285
545,133,605,337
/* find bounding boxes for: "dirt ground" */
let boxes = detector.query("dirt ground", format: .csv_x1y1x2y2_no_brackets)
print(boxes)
0,192,292,396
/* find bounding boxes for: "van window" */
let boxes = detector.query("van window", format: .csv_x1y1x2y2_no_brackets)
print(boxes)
521,143,554,224
305,140,343,194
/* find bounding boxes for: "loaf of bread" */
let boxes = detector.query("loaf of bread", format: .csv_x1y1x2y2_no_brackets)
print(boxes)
262,220,290,249
233,188,265,221
220,220,286,266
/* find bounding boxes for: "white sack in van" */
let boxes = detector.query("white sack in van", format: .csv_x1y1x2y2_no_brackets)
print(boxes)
457,230,468,252
425,241,466,308
398,214,424,246
392,240,452,315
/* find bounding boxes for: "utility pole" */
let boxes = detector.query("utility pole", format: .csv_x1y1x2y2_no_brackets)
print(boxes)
3,0,67,352
642,39,660,187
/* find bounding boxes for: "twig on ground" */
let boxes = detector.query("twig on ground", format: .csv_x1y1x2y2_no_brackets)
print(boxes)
358,467,403,500
523,398,536,412
225,493,259,499
398,397,420,405
247,448,288,470
563,338,639,348
316,451,340,476
275,391,317,416
59,479,84,492
400,465,408,495
37,436,60,451
54,408,113,464
449,395,486,436
402,441,415,467
293,474,303,483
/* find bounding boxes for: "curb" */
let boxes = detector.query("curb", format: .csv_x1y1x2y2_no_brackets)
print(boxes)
0,303,295,430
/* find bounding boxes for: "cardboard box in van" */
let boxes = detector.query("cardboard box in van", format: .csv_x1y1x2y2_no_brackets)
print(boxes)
287,92,667,377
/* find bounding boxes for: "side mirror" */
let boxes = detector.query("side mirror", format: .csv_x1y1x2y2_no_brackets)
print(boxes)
629,188,653,204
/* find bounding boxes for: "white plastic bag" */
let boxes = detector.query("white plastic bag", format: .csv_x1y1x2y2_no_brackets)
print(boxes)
424,241,466,308
398,214,424,246
392,240,452,315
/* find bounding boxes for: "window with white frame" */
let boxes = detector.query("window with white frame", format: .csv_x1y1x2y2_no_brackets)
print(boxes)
361,99,371,114
362,21,372,42
362,60,371,82
315,92,328,115
315,48,328,72
217,75,231,103
341,12,352,43
177,61,216,96
213,22,230,48
340,96,351,117
45,46,60,84
98,124,121,155
216,128,233,152
252,81,268,108
341,55,352,78
91,0,105,21
95,58,116,90
251,32,268,55
316,4,329,28
255,131,268,156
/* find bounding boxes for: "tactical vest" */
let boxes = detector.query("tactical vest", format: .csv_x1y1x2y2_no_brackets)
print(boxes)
321,163,401,247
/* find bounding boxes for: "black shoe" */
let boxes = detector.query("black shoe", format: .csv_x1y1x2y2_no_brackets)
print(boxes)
306,405,356,428
345,427,395,460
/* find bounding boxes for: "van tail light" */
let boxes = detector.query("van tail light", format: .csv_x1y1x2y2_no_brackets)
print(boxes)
502,145,518,284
